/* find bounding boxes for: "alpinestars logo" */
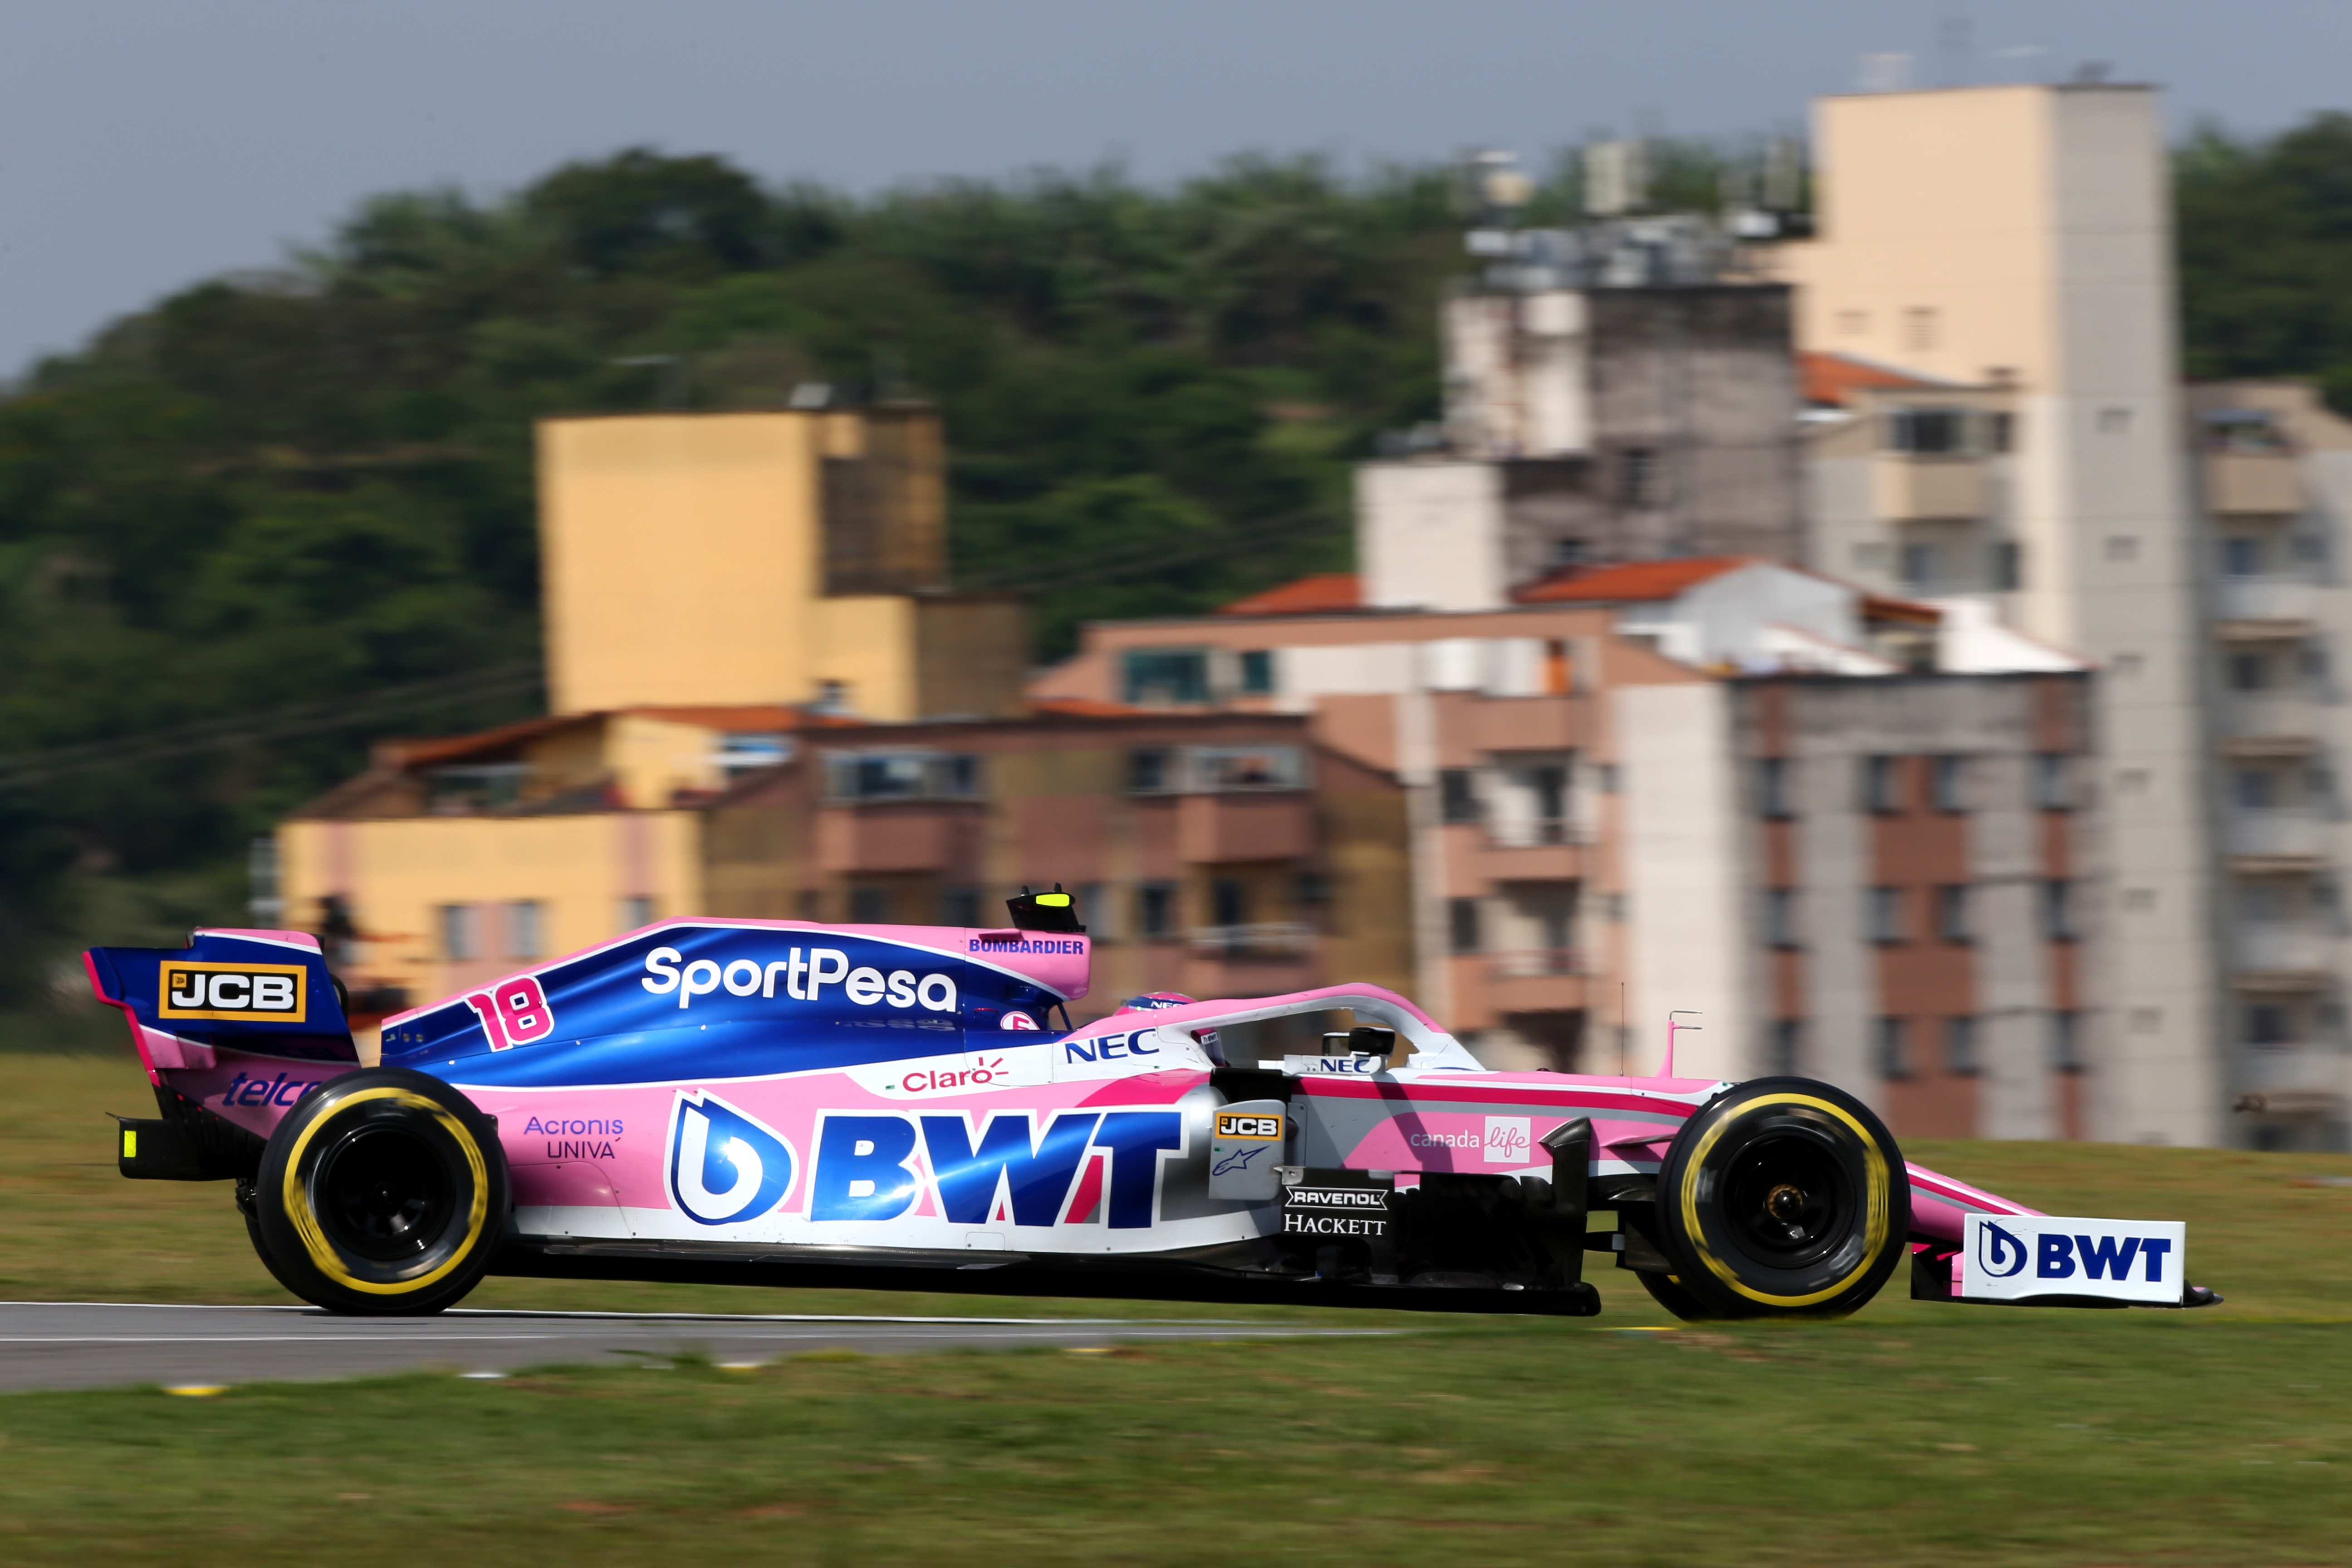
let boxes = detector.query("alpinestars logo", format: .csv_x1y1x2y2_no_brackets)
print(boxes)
668,1092,796,1225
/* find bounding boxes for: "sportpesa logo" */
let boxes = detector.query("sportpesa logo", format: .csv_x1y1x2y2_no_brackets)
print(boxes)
158,961,307,1023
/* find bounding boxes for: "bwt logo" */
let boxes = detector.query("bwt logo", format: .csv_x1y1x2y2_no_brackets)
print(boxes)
668,1092,797,1226
1977,1220,2172,1284
159,962,306,1023
1964,1214,2185,1303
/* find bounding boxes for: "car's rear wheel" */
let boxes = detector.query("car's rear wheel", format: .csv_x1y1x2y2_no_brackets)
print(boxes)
1651,1078,1909,1320
253,1068,507,1316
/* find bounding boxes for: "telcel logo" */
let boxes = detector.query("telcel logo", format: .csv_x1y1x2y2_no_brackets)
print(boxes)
159,962,306,1023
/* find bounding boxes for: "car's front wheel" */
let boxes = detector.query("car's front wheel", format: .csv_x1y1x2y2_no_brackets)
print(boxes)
1650,1077,1909,1320
253,1068,508,1316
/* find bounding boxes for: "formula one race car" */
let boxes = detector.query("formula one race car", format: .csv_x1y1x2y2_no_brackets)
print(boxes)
84,892,2215,1318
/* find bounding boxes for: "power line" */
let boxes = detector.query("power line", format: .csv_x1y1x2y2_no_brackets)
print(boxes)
0,663,543,790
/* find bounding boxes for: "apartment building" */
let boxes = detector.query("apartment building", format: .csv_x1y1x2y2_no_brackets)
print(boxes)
700,710,1413,1018
1032,559,2098,1142
1769,83,2352,1150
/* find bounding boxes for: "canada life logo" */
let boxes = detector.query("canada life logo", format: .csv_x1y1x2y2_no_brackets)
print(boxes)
668,1092,797,1226
1484,1117,1532,1166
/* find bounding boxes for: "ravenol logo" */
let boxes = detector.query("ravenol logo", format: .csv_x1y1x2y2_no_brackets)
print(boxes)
668,1092,796,1226
159,961,307,1023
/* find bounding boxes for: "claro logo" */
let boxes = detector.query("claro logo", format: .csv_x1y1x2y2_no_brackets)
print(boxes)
158,961,307,1023
642,946,958,1013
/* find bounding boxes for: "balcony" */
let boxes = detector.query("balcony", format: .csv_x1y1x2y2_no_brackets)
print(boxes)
2205,453,2305,517
1872,455,1986,522
1176,792,1312,862
2217,691,2322,754
2225,811,2334,869
2231,923,2337,991
1471,950,1589,1018
2235,1048,2348,1118
1187,922,1317,959
815,801,982,875
2213,576,2319,624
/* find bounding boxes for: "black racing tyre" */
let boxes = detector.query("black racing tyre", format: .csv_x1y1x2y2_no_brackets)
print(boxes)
237,1185,309,1302
252,1067,508,1316
1633,1266,1715,1322
1652,1077,1910,1320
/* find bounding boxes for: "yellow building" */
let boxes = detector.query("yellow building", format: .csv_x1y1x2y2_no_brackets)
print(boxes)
277,403,1031,1038
540,405,1024,720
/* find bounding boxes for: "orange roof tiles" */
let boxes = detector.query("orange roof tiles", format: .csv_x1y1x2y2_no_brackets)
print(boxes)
1216,572,1362,617
1799,350,1950,407
1512,556,1756,604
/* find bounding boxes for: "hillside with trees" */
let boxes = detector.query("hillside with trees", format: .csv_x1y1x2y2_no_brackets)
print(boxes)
2,122,2347,1025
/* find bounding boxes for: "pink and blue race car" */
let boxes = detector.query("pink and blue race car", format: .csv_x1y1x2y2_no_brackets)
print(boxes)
85,890,2215,1318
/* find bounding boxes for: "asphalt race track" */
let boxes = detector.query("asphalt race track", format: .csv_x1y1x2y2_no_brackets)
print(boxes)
0,1302,1384,1393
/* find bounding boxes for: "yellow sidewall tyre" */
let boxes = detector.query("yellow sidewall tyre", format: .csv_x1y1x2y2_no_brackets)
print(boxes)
1633,1268,1716,1322
254,1067,509,1317
1653,1077,1910,1320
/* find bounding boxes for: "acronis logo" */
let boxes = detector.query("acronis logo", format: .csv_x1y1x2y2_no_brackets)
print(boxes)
667,1092,796,1225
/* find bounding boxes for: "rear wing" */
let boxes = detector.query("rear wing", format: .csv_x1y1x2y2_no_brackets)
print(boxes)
85,928,359,1079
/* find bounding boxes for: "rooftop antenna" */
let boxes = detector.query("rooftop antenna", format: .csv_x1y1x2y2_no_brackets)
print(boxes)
1663,1009,1700,1078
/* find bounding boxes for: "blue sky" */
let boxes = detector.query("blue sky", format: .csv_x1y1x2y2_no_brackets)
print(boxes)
1,0,2342,377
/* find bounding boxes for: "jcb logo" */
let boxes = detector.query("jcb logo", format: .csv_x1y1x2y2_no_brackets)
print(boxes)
1215,1112,1283,1140
159,962,307,1023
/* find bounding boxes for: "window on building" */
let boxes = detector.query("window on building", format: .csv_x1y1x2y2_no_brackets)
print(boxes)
439,904,478,962
2247,1003,2293,1047
1076,882,1111,940
1598,764,1622,794
1237,650,1274,695
1930,755,1968,813
795,889,823,920
2236,768,2278,811
1128,748,1172,793
1190,746,1306,791
1877,1017,1911,1080
1985,412,2015,453
1617,447,1659,508
507,900,544,960
619,895,655,932
2230,652,2272,692
1944,1015,1980,1076
1137,882,1176,940
1768,1019,1804,1074
848,886,895,924
1122,647,1213,706
1900,542,1940,589
1439,769,1484,824
1862,755,1901,813
1869,887,1907,945
1211,877,1248,928
2221,536,2265,578
1903,307,1940,353
2051,1011,2085,1072
825,750,978,802
936,887,981,928
2104,535,2139,563
2043,879,2076,942
1936,884,1971,944
1764,888,1802,949
1448,897,1483,954
1884,407,1968,454
2034,754,2073,811
1990,539,2023,591
1757,757,1794,818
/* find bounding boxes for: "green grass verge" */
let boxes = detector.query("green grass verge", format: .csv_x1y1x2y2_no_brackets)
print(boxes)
0,1318,2347,1565
9,1051,2352,1563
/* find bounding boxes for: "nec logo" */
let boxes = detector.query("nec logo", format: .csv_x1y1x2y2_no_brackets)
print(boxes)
159,962,307,1022
1961,1215,2185,1305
